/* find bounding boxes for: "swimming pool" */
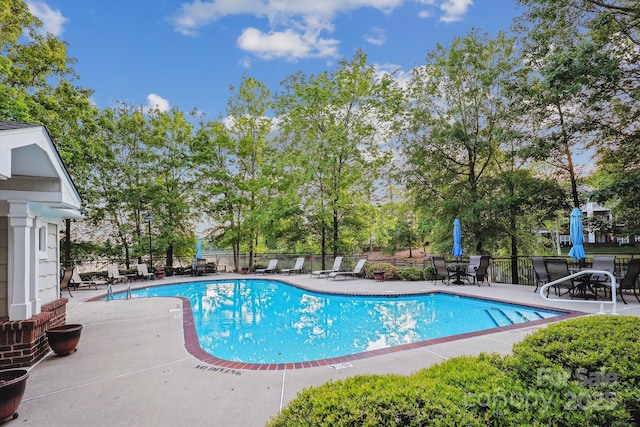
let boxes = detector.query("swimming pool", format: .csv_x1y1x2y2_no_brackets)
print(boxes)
107,279,564,365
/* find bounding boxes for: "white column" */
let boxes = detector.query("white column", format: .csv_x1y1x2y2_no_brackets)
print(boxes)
29,219,41,314
7,201,34,320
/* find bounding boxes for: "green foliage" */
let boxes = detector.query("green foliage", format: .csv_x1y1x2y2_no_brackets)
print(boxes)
510,315,640,423
270,317,640,426
423,264,434,280
363,262,397,280
397,267,423,281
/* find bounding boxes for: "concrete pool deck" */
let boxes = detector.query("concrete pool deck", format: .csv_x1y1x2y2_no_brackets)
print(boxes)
18,274,640,426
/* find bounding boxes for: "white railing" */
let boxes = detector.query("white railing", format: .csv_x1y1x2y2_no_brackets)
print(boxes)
539,270,617,315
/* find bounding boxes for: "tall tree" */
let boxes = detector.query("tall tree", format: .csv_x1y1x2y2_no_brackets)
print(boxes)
400,30,516,255
148,107,199,273
275,50,401,266
193,77,273,272
514,0,639,209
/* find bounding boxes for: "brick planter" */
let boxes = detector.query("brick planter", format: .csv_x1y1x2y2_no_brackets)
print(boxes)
0,299,67,369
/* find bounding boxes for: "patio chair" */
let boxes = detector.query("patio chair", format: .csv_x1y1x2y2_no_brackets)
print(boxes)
466,255,490,286
544,258,581,297
71,267,106,290
589,256,616,298
107,264,127,283
279,257,305,275
430,255,454,285
60,267,74,298
328,259,367,280
137,263,155,280
530,256,549,293
614,258,640,304
255,259,278,274
310,256,343,278
196,259,207,276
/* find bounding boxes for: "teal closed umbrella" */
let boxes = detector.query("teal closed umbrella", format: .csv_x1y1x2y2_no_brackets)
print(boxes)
452,219,463,258
568,208,586,261
196,238,202,259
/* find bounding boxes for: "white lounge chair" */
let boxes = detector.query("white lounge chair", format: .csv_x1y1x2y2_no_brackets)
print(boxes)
137,263,155,280
107,264,127,283
279,257,305,275
255,259,278,274
328,259,367,280
310,256,343,278
71,267,107,290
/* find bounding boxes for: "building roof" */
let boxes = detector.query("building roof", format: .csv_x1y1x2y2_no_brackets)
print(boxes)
0,122,83,218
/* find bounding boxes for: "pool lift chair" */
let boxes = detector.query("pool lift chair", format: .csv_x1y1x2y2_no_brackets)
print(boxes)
328,259,367,280
310,256,343,278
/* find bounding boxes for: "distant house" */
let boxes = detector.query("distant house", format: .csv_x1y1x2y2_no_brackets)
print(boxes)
0,121,83,368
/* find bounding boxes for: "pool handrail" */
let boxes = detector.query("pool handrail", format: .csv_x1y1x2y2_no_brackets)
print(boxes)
539,269,617,315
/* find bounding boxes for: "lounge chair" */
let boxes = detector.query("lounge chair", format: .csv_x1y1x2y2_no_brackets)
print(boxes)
137,263,155,280
429,255,454,285
60,267,74,297
71,267,107,290
107,264,127,283
255,259,278,274
328,259,367,280
530,256,549,293
310,256,343,278
279,257,305,275
466,255,490,286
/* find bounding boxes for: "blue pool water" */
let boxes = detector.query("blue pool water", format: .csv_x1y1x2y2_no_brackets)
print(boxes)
109,279,562,364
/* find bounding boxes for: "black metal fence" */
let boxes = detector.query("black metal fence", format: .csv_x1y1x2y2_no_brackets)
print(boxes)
70,253,638,286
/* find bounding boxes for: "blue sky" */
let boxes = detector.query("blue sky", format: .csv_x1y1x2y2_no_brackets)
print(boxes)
28,0,523,119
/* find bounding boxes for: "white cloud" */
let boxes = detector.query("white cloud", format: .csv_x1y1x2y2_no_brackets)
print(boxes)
26,1,68,36
145,94,171,113
170,0,474,61
237,27,339,60
440,0,472,23
365,27,386,46
170,0,403,60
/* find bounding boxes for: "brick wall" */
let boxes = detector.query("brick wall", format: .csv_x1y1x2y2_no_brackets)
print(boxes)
0,298,67,369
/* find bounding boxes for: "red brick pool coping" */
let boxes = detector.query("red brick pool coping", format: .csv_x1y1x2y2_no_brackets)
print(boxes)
91,279,585,370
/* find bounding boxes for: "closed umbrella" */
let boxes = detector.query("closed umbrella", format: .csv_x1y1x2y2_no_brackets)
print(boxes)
568,208,586,261
452,218,463,258
196,237,202,259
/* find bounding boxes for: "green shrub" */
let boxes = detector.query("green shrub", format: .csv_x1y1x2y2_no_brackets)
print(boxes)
509,315,640,425
269,356,515,427
423,264,434,280
398,267,424,281
363,262,398,280
269,316,640,426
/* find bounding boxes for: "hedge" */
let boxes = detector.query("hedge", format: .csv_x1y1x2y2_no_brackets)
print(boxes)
268,316,640,426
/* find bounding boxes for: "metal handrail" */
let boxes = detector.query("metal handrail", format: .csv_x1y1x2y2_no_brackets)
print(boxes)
539,270,617,315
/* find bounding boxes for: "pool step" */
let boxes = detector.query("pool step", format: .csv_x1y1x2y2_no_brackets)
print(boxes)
486,308,537,326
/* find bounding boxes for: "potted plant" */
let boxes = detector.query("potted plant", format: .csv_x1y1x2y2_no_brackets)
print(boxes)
0,369,29,421
46,324,83,355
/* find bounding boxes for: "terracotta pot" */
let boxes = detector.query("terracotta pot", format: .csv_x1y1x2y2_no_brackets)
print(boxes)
46,324,83,355
0,369,29,421
373,271,384,282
